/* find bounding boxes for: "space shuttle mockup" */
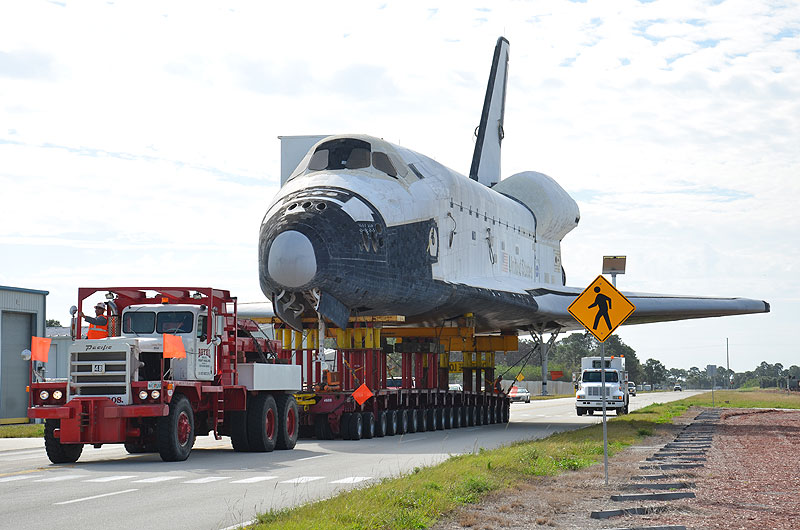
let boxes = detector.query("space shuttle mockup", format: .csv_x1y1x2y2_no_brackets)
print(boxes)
258,37,769,333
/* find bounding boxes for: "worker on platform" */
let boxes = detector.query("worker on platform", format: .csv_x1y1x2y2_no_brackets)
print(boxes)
80,302,109,339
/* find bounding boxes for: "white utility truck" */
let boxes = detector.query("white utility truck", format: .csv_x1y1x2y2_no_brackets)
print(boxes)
575,356,629,416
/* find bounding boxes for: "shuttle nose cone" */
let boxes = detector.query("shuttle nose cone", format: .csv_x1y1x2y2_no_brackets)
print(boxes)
267,230,317,288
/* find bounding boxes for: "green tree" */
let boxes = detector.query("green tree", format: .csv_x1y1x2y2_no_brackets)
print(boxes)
643,358,668,387
46,319,62,327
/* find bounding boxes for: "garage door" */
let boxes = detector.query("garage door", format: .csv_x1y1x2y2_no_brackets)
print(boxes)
1,312,33,420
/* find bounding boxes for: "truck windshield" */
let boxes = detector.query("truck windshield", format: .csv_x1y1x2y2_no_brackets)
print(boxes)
156,311,194,334
123,311,155,334
582,371,619,383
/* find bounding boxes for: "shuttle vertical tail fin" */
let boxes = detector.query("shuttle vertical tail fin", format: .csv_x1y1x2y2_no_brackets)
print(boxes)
469,36,510,187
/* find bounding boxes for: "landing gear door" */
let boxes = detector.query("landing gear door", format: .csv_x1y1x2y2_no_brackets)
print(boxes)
195,314,214,380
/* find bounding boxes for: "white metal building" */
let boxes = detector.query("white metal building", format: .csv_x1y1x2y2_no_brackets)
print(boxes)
0,285,48,423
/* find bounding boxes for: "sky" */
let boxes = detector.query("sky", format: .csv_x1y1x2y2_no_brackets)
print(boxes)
1,0,797,373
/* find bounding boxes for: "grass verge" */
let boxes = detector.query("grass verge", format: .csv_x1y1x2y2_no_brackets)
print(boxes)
0,423,44,438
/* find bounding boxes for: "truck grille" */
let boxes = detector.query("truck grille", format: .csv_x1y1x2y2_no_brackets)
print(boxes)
69,348,131,404
586,386,613,397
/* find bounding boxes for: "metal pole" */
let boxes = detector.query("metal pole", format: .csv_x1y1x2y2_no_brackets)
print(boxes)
541,339,548,396
601,339,608,485
726,338,730,390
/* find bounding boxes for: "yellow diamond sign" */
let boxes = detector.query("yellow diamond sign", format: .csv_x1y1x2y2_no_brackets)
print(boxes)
568,275,636,342
516,373,525,382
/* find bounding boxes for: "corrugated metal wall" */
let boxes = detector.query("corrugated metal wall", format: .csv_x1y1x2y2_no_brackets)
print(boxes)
0,286,48,423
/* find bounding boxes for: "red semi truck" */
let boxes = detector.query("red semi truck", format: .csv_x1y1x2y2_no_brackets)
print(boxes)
27,287,301,463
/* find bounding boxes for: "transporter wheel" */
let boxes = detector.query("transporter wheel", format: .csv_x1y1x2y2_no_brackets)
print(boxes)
275,394,299,450
340,413,352,440
348,412,363,440
426,408,435,430
435,408,444,430
474,406,483,426
406,410,416,433
443,407,452,429
466,406,475,426
375,411,387,437
386,410,397,436
44,419,83,464
416,409,426,432
399,409,409,434
502,402,510,423
488,406,495,424
314,414,334,440
230,410,251,452
157,394,195,462
247,393,278,452
453,407,462,428
361,412,375,439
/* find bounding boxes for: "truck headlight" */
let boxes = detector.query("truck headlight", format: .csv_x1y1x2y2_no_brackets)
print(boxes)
52,390,63,400
150,390,160,399
138,390,148,400
39,390,50,400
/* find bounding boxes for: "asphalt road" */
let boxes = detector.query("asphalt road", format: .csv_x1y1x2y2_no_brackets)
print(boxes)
0,391,701,530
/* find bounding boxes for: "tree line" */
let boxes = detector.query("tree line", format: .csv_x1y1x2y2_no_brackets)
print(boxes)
495,331,799,390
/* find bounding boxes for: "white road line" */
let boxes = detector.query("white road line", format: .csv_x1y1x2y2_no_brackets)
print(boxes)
295,454,329,461
230,476,278,484
330,476,372,484
132,476,185,483
0,474,42,483
220,519,257,530
182,476,231,484
0,454,47,462
54,489,138,505
84,475,138,483
280,476,324,484
0,449,44,457
35,474,89,482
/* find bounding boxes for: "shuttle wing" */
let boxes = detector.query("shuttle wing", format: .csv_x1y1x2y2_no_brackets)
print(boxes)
529,287,770,332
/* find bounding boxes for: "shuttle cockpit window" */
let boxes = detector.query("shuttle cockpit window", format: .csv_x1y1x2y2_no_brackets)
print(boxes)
306,138,398,178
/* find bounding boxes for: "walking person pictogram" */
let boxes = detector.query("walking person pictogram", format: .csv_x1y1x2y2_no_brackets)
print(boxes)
588,286,612,331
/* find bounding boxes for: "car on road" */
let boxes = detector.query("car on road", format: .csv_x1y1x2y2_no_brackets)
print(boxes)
508,385,531,403
673,384,682,391
628,382,636,396
448,383,463,392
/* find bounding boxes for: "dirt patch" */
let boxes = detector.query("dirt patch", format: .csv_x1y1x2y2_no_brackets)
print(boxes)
431,407,800,529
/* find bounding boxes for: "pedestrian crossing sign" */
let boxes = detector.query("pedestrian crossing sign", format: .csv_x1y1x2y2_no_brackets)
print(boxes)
568,275,636,342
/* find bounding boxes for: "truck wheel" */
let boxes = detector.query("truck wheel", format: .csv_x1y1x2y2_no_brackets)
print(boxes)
339,413,352,440
408,409,419,433
230,410,251,452
157,394,195,462
361,412,375,439
44,419,83,464
314,414,334,440
426,408,435,430
434,408,444,430
474,406,483,426
348,412,363,440
247,393,278,452
443,407,452,429
399,409,408,434
502,402,510,423
375,410,387,437
275,394,299,450
385,410,397,436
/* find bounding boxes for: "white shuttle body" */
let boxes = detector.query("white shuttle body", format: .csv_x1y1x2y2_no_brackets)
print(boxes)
258,37,768,332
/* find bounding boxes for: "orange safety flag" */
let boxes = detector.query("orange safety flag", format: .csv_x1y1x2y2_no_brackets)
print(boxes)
352,383,374,406
163,334,186,359
31,337,51,363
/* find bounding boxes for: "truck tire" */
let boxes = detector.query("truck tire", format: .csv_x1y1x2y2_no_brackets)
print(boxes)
340,413,352,440
314,414,334,440
434,408,444,430
44,419,83,464
275,394,299,450
230,410,251,452
361,412,375,439
502,402,510,423
443,407,452,429
247,393,278,452
406,409,424,434
425,408,435,430
474,406,483,426
454,407,462,428
348,412,363,440
576,407,584,416
157,394,195,462
399,409,409,434
385,410,397,436
375,410,387,437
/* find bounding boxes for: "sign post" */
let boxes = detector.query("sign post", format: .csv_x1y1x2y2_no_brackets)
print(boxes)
707,364,717,407
569,273,635,485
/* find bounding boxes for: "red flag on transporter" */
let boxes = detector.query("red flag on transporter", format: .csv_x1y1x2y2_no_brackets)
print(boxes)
31,337,51,363
163,334,186,359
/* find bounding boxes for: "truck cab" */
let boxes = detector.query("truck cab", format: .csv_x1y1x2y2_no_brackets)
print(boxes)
575,356,629,416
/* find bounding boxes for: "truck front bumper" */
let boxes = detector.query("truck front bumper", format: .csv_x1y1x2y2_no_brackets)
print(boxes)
29,398,168,444
576,399,624,409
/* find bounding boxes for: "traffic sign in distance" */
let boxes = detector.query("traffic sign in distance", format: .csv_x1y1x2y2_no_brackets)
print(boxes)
568,275,636,342
516,373,525,382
